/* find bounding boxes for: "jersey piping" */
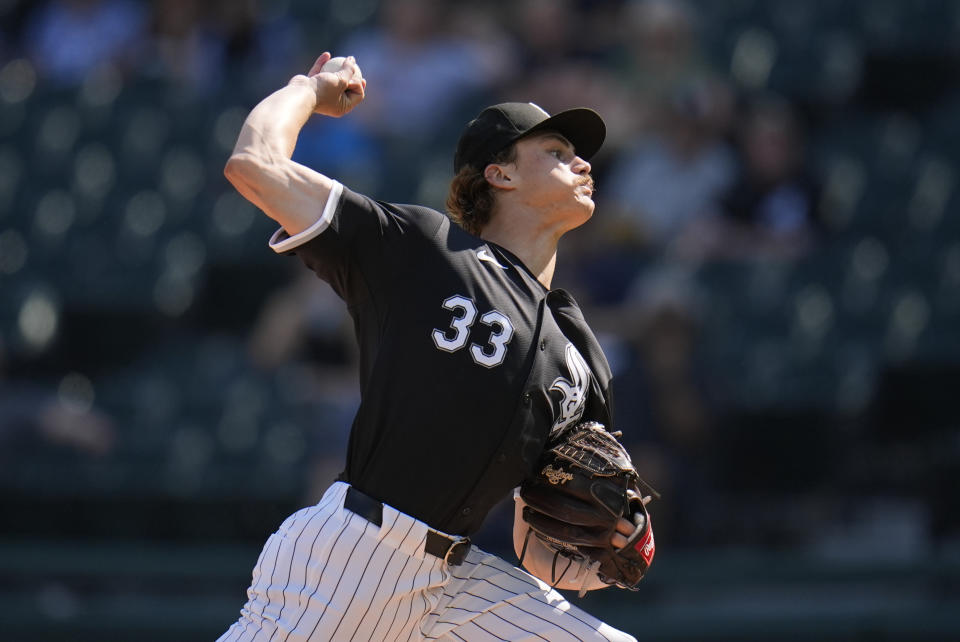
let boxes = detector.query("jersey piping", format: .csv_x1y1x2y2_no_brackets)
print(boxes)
268,180,345,253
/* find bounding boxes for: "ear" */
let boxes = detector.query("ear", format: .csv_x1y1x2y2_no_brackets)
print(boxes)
484,163,516,190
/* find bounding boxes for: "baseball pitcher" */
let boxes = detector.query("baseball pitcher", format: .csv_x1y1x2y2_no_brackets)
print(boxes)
219,52,655,641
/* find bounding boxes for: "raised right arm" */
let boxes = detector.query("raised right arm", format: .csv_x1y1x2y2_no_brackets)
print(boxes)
223,53,366,236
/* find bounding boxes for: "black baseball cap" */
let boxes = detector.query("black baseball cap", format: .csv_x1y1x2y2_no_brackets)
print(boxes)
453,102,606,173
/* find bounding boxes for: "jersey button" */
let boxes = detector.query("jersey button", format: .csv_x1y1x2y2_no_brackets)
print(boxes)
522,392,531,405
540,339,546,351
461,507,472,516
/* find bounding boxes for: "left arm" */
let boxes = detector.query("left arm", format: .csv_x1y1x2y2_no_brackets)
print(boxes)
512,493,633,592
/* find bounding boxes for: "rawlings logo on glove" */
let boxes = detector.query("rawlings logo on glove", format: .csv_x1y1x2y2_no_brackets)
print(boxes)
542,465,574,485
520,421,659,592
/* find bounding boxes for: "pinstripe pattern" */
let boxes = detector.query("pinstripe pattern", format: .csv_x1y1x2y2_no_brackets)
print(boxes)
219,483,635,641
422,549,636,641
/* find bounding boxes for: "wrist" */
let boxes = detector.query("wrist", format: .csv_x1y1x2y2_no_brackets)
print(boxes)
286,75,322,112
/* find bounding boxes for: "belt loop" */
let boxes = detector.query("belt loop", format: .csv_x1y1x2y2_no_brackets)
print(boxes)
444,536,471,566
424,530,471,566
345,486,383,527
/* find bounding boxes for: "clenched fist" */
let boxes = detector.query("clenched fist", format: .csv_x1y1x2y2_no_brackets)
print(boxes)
290,52,366,118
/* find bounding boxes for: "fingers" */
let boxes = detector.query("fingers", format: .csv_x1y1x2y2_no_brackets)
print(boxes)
339,57,366,108
339,55,360,75
307,52,331,76
338,56,364,86
341,89,365,113
611,516,640,549
339,86,365,114
627,488,653,504
307,53,367,117
343,77,365,99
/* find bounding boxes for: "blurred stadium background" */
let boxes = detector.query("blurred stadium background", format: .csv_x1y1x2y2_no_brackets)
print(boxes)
1,0,959,639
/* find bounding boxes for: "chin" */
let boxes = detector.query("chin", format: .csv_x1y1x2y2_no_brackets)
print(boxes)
567,203,595,231
581,197,596,219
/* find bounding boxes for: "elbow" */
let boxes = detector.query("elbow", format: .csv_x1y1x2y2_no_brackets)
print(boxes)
223,153,254,188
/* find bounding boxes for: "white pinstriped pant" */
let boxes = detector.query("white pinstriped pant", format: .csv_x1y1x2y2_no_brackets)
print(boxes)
218,482,636,641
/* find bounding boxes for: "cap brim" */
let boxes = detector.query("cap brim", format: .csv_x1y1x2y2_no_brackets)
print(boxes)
522,108,606,161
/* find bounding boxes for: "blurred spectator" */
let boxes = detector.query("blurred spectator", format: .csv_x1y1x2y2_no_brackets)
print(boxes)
247,269,356,373
620,273,712,457
342,0,508,140
600,78,737,255
588,270,716,544
676,93,822,261
447,3,517,73
298,0,512,200
23,0,146,85
550,0,732,303
504,60,632,149
0,386,115,456
142,0,226,92
0,340,115,460
134,0,301,94
497,0,634,149
211,0,301,94
617,0,717,138
558,78,735,305
509,0,584,68
246,268,359,502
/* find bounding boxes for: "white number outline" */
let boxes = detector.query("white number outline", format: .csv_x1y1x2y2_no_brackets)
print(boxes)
470,310,514,368
431,294,515,368
431,295,477,352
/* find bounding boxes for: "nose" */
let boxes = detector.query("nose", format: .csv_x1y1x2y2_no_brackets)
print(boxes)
573,155,591,175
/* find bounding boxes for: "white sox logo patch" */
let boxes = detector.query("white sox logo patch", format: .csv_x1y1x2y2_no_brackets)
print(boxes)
550,343,590,434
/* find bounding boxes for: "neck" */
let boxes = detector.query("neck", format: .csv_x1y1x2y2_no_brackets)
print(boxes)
480,213,562,289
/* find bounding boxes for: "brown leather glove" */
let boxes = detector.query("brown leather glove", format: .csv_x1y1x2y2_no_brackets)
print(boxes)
520,421,658,591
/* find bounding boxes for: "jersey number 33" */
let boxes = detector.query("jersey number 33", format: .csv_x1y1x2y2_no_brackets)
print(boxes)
431,294,515,368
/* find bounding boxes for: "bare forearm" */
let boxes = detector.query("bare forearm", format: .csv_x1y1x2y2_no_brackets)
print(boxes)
232,81,317,161
229,55,364,166
222,55,365,235
223,81,330,233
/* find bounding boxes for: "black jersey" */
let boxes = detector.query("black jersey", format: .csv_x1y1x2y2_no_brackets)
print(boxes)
272,182,614,535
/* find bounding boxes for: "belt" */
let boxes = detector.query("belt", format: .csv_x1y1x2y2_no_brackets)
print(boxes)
344,486,471,566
